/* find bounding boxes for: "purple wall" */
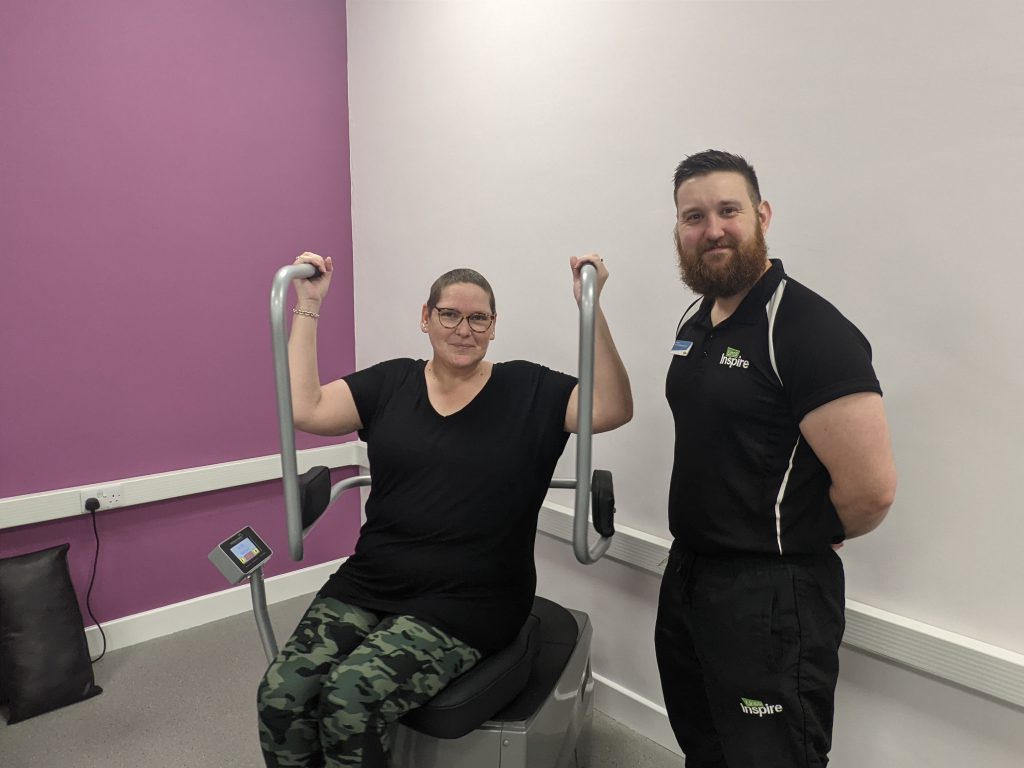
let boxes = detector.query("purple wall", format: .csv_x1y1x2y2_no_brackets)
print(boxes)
0,0,359,622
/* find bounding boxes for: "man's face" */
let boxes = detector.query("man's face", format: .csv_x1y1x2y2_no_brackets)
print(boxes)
674,171,772,298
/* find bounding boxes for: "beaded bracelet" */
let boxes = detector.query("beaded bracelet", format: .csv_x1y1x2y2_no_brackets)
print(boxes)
292,308,320,319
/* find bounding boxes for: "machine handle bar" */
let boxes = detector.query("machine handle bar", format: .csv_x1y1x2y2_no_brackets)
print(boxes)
270,263,319,560
270,262,612,564
572,263,612,564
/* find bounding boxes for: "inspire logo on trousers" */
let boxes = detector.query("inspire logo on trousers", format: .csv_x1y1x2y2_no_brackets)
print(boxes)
720,347,750,369
740,697,784,717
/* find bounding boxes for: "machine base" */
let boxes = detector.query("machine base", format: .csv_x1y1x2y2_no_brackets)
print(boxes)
391,608,595,768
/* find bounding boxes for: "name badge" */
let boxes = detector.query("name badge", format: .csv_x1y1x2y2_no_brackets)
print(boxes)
672,339,693,357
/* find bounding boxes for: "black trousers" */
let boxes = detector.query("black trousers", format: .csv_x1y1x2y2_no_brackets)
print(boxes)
655,546,845,768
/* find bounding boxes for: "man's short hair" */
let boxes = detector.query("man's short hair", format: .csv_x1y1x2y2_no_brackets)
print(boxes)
672,150,762,206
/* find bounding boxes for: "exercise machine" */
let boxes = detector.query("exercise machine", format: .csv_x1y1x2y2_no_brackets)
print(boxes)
212,262,615,767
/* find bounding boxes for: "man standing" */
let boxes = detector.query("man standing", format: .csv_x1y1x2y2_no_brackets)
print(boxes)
656,150,897,767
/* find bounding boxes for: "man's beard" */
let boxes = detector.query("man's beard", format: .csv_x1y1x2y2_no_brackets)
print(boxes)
675,224,769,298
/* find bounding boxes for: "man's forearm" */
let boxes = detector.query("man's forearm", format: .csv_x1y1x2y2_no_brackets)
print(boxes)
832,486,894,538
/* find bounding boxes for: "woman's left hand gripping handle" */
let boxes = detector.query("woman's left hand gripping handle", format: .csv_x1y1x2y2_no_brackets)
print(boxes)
293,252,333,306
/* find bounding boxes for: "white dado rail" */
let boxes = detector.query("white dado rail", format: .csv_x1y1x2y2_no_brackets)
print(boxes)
0,443,365,530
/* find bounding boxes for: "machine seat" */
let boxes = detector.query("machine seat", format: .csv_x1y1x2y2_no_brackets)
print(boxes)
294,470,584,741
400,596,579,739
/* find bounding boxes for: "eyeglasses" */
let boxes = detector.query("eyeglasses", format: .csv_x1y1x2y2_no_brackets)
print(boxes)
433,307,494,333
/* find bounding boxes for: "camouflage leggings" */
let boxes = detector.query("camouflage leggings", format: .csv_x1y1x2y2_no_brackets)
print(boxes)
257,596,481,768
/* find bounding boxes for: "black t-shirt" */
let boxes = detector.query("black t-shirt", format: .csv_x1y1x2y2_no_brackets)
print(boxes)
666,260,881,555
319,358,576,651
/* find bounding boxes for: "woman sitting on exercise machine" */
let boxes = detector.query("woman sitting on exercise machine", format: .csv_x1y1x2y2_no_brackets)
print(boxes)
257,252,632,768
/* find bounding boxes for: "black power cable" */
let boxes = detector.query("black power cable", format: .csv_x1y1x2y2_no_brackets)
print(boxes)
83,497,108,663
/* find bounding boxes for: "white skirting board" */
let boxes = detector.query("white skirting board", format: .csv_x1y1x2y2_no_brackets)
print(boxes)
20,439,1017,712
536,502,1024,710
85,559,343,657
593,673,682,757
82,554,684,754
78,511,1024,758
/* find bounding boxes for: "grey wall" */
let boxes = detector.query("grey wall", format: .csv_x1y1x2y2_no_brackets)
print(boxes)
347,1,1024,764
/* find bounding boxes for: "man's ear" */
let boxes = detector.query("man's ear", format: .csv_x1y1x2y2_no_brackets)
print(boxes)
758,200,773,234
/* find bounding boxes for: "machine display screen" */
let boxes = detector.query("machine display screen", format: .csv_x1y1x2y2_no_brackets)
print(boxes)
216,526,271,576
230,537,261,564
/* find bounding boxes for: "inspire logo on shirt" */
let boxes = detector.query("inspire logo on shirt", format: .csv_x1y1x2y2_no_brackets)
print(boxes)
719,347,750,369
740,697,783,717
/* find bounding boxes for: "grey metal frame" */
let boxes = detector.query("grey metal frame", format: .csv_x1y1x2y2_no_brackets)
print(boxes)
248,569,277,661
269,261,611,569
269,263,317,562
551,263,613,563
255,261,611,767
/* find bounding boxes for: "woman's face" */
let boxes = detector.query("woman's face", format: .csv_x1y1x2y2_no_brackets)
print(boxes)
421,283,496,370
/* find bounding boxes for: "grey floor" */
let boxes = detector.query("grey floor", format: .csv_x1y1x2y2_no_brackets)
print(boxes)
0,595,679,767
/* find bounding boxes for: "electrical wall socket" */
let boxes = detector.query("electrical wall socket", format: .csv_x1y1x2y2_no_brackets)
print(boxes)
80,485,125,512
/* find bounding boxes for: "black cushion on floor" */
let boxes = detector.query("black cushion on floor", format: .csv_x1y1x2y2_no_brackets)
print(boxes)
0,544,102,723
400,596,580,739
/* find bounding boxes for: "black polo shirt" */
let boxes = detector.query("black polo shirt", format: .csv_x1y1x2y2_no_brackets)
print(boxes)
665,259,881,555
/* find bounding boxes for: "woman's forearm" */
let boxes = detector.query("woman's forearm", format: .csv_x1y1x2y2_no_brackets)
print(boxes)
288,298,324,428
591,307,633,432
